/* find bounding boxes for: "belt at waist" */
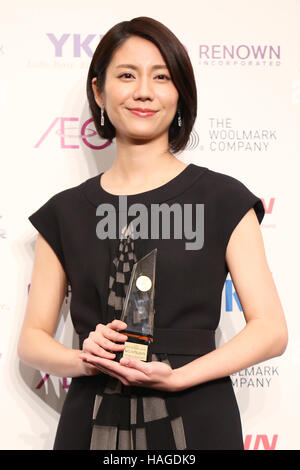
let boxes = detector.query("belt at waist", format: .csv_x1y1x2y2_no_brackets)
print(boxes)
79,327,215,356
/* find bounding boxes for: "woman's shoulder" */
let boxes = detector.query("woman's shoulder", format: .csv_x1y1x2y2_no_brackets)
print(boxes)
199,165,248,190
193,165,263,207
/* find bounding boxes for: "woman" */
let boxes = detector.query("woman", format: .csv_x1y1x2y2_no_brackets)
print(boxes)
18,16,288,450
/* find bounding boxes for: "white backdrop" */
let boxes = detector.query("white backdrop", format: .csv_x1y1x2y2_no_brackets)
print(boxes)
1,0,299,450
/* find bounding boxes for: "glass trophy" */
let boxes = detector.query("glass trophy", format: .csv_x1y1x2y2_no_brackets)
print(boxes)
115,248,157,363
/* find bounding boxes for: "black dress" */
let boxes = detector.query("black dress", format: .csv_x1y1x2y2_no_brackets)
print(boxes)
28,163,265,450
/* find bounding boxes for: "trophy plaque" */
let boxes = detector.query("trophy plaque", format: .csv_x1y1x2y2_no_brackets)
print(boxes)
115,248,157,363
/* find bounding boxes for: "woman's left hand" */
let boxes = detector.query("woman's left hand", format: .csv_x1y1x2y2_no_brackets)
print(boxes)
79,352,179,392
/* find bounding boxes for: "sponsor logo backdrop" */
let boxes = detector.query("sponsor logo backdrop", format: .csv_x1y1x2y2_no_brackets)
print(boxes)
1,0,299,450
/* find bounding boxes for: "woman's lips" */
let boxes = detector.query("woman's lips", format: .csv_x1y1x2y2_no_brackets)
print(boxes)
128,109,157,117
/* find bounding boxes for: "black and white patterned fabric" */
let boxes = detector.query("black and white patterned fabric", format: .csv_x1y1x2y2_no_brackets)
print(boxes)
89,223,187,450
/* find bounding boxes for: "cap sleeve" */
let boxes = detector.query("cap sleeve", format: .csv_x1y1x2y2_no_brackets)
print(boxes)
219,175,265,256
28,195,67,276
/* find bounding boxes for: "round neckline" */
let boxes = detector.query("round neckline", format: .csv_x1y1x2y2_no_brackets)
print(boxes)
99,164,191,198
82,163,209,208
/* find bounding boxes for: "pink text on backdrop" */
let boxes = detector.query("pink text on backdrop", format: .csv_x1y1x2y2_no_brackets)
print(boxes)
34,117,111,150
244,434,278,450
36,374,70,390
46,33,104,57
46,33,188,57
261,198,275,214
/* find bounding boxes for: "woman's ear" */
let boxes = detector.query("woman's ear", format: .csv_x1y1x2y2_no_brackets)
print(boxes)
91,77,103,108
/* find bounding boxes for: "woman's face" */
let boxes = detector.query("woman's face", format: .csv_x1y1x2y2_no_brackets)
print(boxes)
92,35,179,142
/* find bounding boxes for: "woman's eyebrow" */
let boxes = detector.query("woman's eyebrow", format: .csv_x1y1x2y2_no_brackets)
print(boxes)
115,64,168,70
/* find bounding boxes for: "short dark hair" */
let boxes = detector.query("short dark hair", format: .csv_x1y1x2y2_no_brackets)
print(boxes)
86,16,197,155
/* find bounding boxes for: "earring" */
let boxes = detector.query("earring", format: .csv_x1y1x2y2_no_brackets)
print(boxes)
177,109,182,127
100,107,105,126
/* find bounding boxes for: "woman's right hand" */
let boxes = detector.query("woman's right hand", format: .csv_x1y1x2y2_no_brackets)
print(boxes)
79,320,128,376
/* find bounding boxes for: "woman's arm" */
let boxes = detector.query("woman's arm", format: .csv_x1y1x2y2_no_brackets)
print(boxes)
18,234,98,378
173,208,288,391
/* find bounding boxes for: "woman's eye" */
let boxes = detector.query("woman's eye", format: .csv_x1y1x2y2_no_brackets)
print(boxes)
118,73,170,80
156,74,170,80
119,73,133,79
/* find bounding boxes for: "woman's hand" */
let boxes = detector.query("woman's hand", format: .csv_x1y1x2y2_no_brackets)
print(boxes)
79,319,129,379
81,319,128,359
79,358,104,377
79,350,179,392
79,319,179,391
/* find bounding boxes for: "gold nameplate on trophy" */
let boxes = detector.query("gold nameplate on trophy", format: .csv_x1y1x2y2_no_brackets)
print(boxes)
122,341,148,361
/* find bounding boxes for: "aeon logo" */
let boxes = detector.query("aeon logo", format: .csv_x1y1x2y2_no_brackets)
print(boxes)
244,434,278,450
34,117,111,150
47,33,104,57
199,44,280,60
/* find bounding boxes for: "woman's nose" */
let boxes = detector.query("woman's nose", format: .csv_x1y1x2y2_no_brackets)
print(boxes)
132,77,155,100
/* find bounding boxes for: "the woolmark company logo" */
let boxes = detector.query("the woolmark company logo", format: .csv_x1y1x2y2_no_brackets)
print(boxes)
231,365,279,388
